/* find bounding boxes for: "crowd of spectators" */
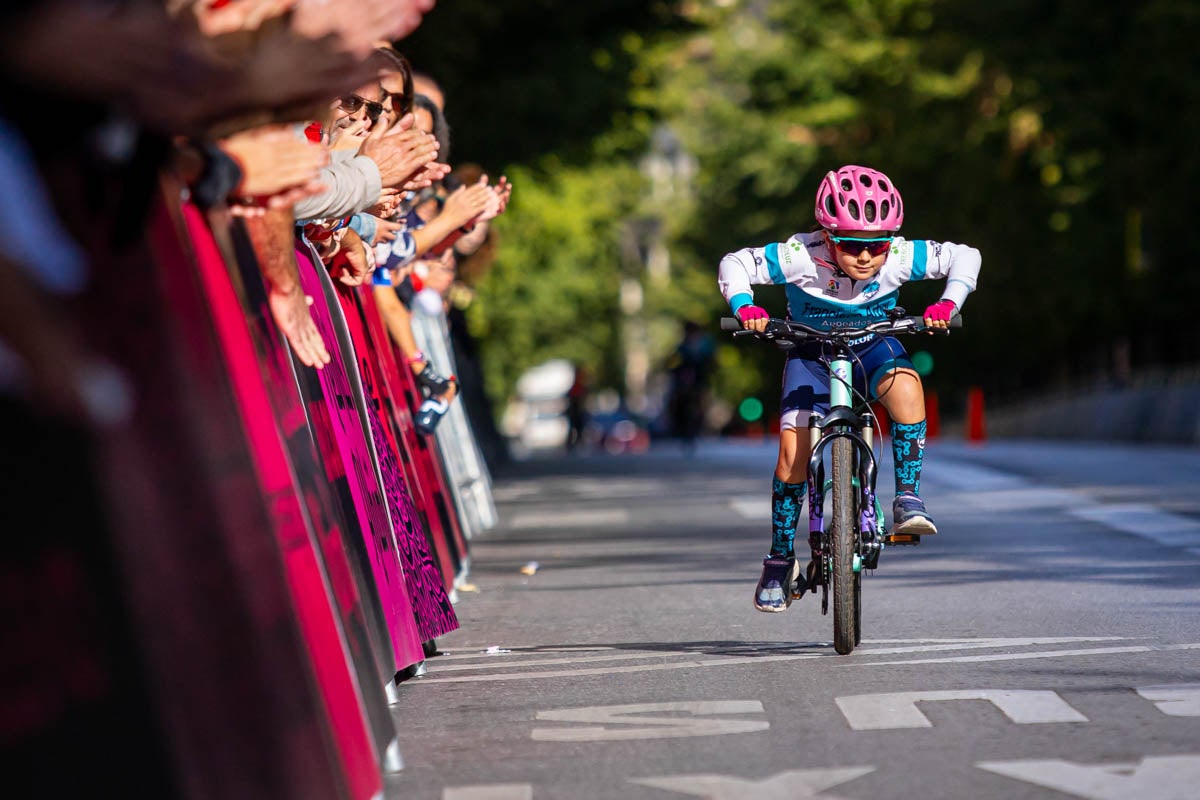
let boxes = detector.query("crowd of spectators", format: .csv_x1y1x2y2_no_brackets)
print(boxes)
0,1,511,793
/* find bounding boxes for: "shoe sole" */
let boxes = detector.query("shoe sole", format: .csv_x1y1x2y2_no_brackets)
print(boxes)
893,516,938,535
754,601,790,613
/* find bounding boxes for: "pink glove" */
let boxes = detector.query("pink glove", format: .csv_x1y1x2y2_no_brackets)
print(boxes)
923,299,957,325
736,304,769,327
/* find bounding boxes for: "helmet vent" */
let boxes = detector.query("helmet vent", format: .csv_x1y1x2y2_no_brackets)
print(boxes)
840,178,853,192
824,195,836,216
879,180,889,192
880,199,890,219
847,199,860,221
859,173,872,187
865,200,877,223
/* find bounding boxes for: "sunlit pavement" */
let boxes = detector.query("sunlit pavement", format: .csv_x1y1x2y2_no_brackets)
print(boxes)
387,437,1200,800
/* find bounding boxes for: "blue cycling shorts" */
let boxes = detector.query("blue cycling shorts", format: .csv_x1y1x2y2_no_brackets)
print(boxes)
779,335,914,431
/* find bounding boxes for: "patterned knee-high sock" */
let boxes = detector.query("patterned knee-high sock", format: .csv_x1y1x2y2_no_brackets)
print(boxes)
891,420,927,495
770,477,806,557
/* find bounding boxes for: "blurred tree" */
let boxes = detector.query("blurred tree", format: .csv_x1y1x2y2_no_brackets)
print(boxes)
403,0,1200,415
465,161,644,405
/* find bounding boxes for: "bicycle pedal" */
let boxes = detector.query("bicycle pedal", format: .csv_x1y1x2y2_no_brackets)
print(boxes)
883,532,921,546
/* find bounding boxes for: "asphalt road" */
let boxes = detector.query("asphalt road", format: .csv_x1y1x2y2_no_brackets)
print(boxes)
386,438,1200,800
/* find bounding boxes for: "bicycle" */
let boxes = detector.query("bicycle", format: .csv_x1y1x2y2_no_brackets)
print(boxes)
722,308,960,654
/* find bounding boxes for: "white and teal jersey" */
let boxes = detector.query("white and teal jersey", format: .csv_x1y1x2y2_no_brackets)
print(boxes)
718,232,981,331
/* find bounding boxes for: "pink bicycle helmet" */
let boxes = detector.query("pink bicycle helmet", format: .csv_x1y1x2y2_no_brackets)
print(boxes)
814,165,904,232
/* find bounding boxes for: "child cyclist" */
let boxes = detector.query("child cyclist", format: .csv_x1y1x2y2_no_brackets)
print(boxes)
719,165,981,613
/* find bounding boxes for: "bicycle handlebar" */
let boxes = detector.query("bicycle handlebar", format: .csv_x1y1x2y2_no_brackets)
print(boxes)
719,311,961,341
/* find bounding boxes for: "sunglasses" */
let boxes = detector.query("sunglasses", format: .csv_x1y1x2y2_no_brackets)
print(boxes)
339,94,386,122
829,235,893,257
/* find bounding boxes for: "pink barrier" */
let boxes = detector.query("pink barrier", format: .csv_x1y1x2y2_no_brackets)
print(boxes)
294,243,426,671
182,202,381,799
334,284,459,642
357,287,469,591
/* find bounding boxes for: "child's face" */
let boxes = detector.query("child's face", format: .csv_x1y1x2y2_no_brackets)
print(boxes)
824,230,893,280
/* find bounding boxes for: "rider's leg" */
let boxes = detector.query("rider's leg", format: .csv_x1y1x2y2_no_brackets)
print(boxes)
874,367,936,534
755,355,830,612
754,424,811,612
770,427,810,557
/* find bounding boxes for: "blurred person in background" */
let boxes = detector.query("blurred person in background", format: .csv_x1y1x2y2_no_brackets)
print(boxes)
666,319,715,455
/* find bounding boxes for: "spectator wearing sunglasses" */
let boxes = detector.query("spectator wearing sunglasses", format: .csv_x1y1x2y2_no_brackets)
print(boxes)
296,50,444,222
718,165,981,613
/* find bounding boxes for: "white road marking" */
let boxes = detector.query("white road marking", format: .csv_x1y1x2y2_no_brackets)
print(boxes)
1135,684,1200,716
531,701,767,742
730,498,770,520
959,487,1084,512
630,767,875,799
434,649,691,672
417,638,1133,684
923,459,1200,554
435,646,617,662
853,642,1200,667
507,508,630,529
443,785,533,800
919,460,1026,490
491,484,543,502
977,754,1200,800
836,689,1087,731
1069,504,1200,548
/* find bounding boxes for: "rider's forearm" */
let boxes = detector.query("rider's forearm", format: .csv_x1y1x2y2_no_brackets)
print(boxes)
719,238,813,311
924,240,980,310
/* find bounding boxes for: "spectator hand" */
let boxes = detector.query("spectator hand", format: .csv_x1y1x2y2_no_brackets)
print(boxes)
191,0,297,36
292,0,433,58
442,178,495,229
491,176,513,216
331,229,373,286
367,188,402,218
356,113,441,188
922,299,957,330
401,161,451,191
268,285,330,369
370,217,405,246
221,125,329,197
736,304,769,332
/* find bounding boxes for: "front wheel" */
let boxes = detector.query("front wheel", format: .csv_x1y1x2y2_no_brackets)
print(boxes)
830,435,859,654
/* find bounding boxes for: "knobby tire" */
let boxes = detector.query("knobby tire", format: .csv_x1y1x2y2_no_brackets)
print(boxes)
831,435,858,654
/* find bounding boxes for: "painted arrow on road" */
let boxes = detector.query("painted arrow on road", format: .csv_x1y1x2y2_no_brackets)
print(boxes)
630,767,875,799
978,754,1200,800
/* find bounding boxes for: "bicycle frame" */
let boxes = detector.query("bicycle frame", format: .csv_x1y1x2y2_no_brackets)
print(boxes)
805,350,884,577
722,310,958,652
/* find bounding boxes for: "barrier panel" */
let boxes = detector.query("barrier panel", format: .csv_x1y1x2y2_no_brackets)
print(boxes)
293,242,426,673
410,304,499,539
328,280,458,644
210,212,405,773
77,190,360,798
179,197,384,797
356,287,470,591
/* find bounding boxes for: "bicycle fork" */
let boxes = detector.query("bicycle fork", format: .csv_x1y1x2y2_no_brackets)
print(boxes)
806,411,885,579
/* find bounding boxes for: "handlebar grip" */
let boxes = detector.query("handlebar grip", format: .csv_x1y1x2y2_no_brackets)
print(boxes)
720,317,742,331
906,314,963,329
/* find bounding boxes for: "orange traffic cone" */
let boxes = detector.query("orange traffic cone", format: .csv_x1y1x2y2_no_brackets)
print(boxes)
966,386,986,443
925,390,940,439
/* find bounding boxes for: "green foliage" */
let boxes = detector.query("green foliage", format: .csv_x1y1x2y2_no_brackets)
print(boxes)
408,0,1200,413
467,162,644,404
